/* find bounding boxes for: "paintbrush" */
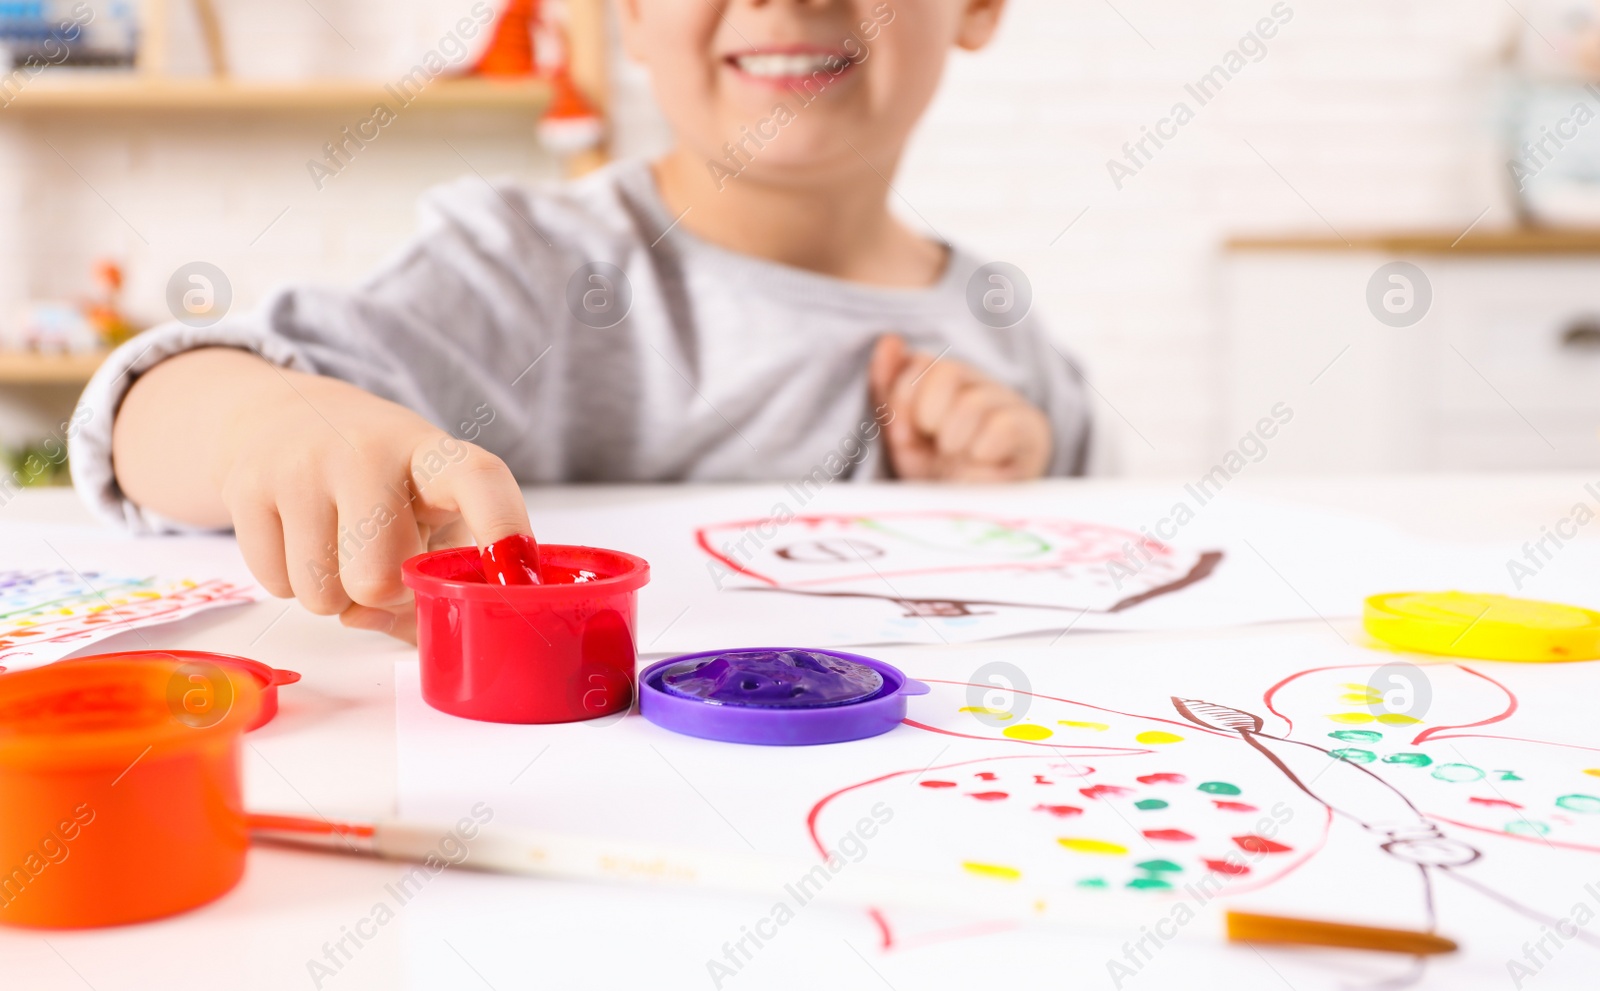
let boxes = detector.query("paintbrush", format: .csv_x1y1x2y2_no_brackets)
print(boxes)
249,812,1456,954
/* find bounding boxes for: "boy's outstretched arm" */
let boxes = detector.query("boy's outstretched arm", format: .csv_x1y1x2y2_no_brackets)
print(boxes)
112,347,532,641
868,334,1053,482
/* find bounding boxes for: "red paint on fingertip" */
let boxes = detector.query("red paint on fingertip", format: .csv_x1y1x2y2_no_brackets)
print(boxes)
482,534,543,585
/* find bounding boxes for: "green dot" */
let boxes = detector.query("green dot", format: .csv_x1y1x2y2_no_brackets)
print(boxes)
1134,859,1183,874
1431,763,1485,784
1506,820,1551,837
1382,753,1433,767
1329,748,1377,764
1198,781,1241,796
1556,794,1600,814
1127,877,1173,890
1329,730,1383,743
1076,877,1109,889
1133,799,1169,811
1498,770,1525,782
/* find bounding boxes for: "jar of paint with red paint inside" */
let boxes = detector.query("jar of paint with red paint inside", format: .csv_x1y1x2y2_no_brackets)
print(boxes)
402,545,650,724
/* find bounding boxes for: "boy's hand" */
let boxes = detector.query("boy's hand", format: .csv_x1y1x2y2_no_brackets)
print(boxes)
208,360,530,643
868,334,1051,482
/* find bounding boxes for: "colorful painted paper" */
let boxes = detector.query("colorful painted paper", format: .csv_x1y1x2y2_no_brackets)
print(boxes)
0,525,265,669
396,631,1600,989
524,485,1600,650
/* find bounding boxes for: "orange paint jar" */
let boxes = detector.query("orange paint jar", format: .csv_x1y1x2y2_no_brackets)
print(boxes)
0,658,260,928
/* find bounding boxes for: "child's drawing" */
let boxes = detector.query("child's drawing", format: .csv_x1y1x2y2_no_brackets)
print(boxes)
696,512,1222,618
808,661,1600,983
0,569,261,668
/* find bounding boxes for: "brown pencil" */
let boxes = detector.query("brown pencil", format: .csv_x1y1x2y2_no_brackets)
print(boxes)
1226,910,1459,955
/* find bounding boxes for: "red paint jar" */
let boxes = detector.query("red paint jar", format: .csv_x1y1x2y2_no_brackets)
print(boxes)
402,545,650,724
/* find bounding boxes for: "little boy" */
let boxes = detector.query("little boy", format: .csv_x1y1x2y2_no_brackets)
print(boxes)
71,0,1089,641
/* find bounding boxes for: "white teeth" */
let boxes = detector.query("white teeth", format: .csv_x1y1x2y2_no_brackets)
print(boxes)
734,53,844,78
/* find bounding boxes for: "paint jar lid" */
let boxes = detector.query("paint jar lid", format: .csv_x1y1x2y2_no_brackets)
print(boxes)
1364,591,1600,663
48,650,299,730
639,648,928,746
0,657,261,770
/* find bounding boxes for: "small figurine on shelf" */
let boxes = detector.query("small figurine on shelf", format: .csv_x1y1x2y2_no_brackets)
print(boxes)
84,260,137,347
466,0,603,160
538,70,603,157
2,258,138,355
533,1,603,158
471,0,538,77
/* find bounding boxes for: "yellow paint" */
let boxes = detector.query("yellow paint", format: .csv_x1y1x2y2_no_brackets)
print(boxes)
1058,720,1110,731
1057,838,1128,855
958,706,1013,721
1340,692,1381,703
1003,724,1054,741
1376,713,1422,725
1340,683,1373,692
1135,731,1184,744
1327,712,1375,724
1585,769,1600,778
962,861,1022,881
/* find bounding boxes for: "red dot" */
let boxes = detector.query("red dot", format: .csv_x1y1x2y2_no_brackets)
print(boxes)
975,772,999,781
1142,829,1196,842
919,780,958,789
1203,858,1251,876
1136,773,1187,785
1033,804,1084,818
1468,797,1522,809
1232,834,1292,854
1080,784,1135,800
1212,800,1258,812
967,791,1009,802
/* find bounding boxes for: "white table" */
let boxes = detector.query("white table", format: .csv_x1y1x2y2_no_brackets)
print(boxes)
2,475,1595,990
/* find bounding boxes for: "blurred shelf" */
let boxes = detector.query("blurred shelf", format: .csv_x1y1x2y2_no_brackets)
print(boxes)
4,76,551,112
0,350,109,384
1226,228,1600,255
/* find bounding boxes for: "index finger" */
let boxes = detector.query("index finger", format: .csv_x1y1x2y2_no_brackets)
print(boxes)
409,436,531,548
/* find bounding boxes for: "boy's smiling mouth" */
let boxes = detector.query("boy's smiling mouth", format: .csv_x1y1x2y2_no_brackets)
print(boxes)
725,47,855,86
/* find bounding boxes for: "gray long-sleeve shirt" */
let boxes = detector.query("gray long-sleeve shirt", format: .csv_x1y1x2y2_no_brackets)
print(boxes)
71,159,1091,532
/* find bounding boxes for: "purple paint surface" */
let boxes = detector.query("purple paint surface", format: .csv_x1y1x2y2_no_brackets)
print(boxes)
659,649,884,708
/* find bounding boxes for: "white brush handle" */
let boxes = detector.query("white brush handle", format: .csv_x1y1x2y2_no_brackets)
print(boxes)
369,821,1207,932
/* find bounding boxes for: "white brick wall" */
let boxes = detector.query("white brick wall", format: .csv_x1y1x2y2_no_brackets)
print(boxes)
0,0,1545,476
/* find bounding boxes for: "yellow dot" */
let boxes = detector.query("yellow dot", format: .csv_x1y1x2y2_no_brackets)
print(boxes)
1585,769,1600,778
1327,712,1375,724
1059,720,1110,731
1003,724,1054,741
1135,731,1184,744
1058,838,1128,856
958,706,1013,721
1376,713,1421,726
963,861,1021,881
1340,692,1381,704
1340,683,1372,692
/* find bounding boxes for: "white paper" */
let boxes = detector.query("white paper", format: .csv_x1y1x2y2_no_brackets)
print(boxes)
396,632,1600,989
0,523,265,669
522,485,1600,651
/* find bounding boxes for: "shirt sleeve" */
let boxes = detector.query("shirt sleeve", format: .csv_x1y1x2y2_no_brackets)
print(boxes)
68,176,566,533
